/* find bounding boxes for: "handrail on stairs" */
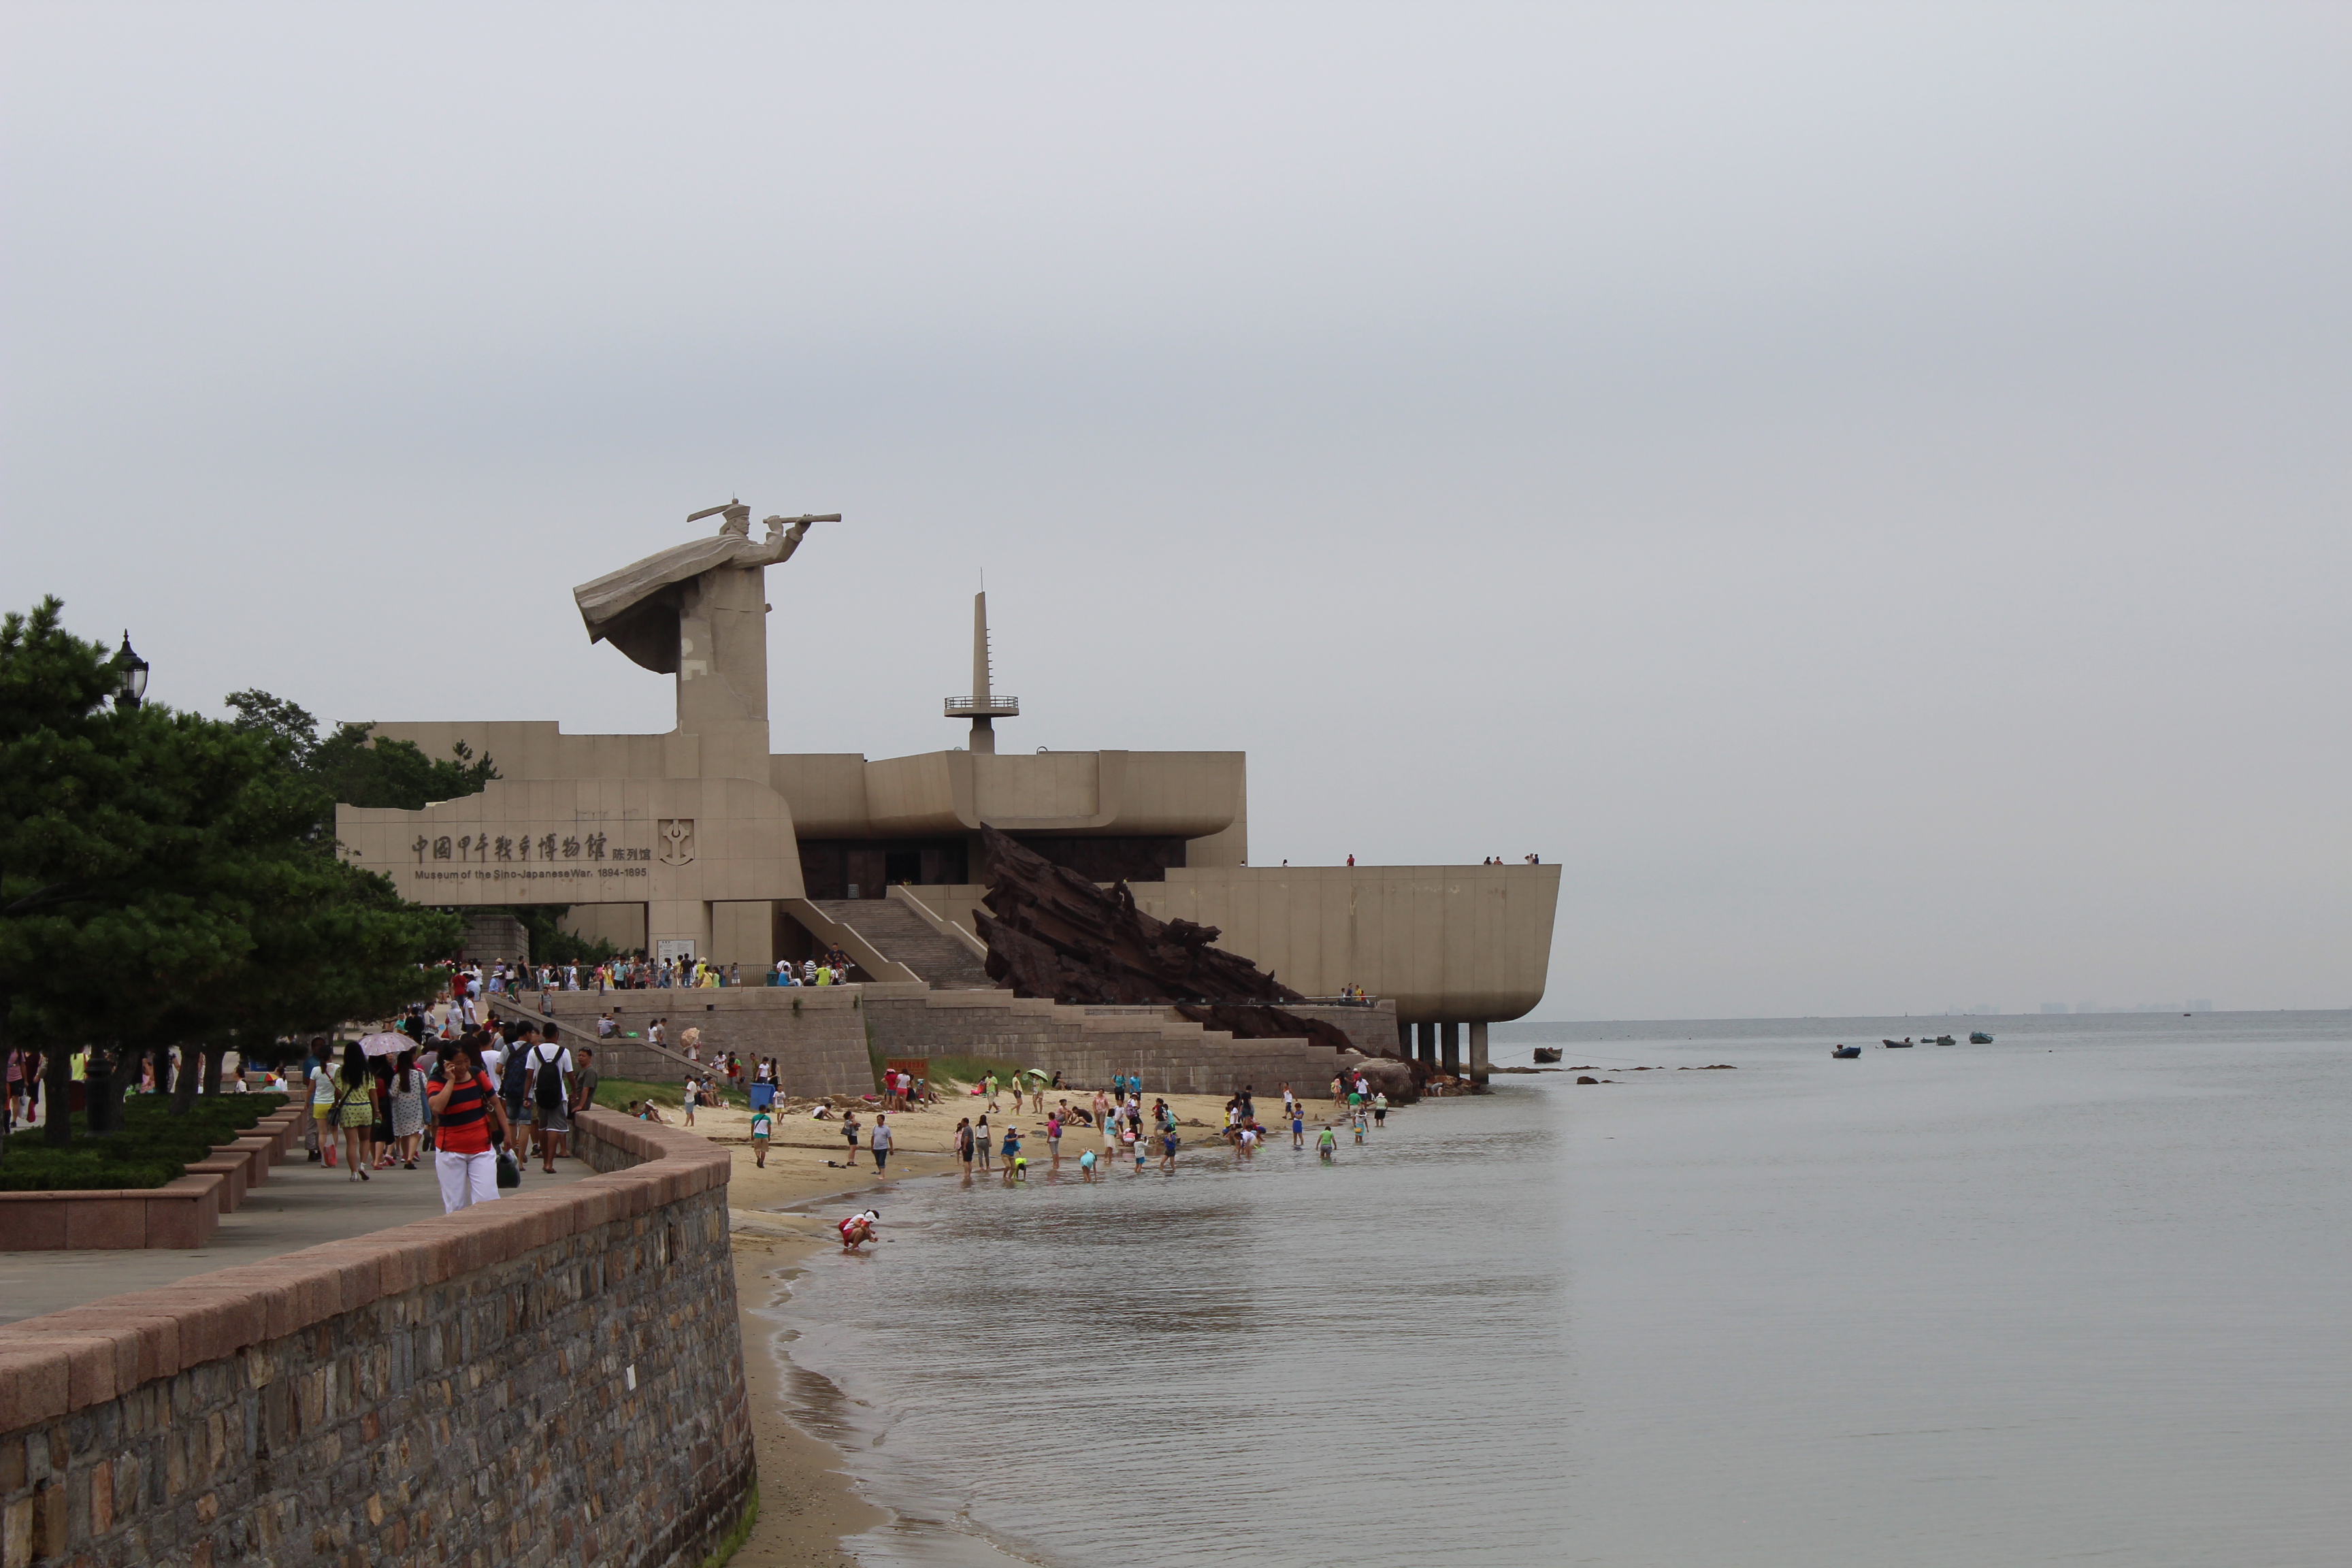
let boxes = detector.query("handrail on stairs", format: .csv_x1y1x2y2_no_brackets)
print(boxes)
779,898,921,984
483,992,708,1081
887,884,992,963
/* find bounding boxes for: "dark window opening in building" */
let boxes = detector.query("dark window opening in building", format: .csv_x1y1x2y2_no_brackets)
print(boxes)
798,838,972,899
987,835,1188,884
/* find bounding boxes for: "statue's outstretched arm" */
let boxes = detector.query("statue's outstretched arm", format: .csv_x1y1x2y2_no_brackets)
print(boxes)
751,512,838,564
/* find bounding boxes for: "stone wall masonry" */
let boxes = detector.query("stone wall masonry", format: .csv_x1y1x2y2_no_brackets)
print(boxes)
522,984,1357,1101
861,992,1343,1096
0,1110,752,1568
1077,1001,1401,1055
535,988,880,1098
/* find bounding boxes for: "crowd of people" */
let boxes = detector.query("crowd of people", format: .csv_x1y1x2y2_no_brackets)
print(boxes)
925,1071,1389,1188
289,1015,599,1214
444,944,863,1003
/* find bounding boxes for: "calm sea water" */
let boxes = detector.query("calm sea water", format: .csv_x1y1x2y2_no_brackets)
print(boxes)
755,1012,2351,1566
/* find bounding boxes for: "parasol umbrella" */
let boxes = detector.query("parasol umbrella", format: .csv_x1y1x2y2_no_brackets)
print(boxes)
358,1032,410,1058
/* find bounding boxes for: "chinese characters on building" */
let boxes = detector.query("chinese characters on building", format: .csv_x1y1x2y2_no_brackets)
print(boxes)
412,833,653,864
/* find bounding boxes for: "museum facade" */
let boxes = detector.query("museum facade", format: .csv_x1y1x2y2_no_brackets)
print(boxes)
336,502,1558,1034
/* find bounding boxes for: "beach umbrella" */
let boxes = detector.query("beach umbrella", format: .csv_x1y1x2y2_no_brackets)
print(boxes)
358,1032,410,1058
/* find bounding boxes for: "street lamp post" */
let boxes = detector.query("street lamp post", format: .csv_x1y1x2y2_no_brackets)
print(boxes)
114,631,148,711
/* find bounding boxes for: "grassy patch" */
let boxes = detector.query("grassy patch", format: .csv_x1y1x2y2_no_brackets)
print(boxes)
698,1487,758,1568
0,1092,287,1190
595,1076,754,1113
597,1076,685,1110
923,1056,1034,1090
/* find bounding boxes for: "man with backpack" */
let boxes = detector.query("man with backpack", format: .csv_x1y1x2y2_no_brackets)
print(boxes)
519,1024,574,1174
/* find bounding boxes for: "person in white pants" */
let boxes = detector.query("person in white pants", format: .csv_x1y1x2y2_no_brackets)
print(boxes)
427,1047,511,1213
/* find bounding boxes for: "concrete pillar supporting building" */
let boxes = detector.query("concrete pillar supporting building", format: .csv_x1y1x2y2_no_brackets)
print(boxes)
1469,1021,1490,1083
1415,1021,1435,1066
1441,1021,1461,1073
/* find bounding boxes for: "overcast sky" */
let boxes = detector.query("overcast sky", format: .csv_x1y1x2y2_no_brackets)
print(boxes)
5,3,2346,1019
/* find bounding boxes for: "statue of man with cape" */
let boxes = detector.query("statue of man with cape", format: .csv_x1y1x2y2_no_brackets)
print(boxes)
572,501,836,676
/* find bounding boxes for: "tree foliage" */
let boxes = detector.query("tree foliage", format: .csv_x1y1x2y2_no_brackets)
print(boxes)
1,600,464,1149
224,689,496,843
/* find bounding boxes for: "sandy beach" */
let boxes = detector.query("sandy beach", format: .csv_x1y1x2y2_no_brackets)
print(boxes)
710,1082,1311,1564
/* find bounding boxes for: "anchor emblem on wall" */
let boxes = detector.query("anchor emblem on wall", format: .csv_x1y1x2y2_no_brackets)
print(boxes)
658,818,697,866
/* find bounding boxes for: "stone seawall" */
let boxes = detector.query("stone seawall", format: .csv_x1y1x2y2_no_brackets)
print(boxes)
862,994,1341,1095
539,989,876,1097
0,1111,751,1568
533,985,1361,1099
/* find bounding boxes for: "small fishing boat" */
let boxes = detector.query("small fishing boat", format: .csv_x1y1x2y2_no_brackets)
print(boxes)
1532,1047,1563,1064
1933,1034,1956,1046
1831,1045,1862,1058
1969,1031,1993,1044
1883,1038,1914,1048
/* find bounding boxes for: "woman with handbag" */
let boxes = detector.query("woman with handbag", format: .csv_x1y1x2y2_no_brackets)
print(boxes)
427,1043,511,1213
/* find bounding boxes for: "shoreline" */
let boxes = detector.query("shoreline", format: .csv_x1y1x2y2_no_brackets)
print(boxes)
728,1228,889,1567
714,1084,1312,1564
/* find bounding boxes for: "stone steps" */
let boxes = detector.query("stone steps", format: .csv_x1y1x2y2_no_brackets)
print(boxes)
811,898,996,990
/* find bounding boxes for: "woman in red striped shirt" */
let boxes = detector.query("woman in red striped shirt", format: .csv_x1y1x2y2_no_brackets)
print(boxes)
428,1043,512,1213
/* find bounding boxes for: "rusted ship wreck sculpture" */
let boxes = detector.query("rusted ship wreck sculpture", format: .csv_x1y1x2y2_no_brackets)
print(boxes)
974,826,1426,1092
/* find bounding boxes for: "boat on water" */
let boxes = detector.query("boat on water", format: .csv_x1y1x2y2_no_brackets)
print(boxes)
1831,1045,1862,1058
1883,1038,1914,1048
1933,1034,1957,1046
1969,1031,1993,1044
1532,1047,1563,1064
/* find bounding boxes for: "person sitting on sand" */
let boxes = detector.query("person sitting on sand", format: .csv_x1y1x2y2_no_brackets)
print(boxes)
838,1210,879,1252
634,1100,668,1123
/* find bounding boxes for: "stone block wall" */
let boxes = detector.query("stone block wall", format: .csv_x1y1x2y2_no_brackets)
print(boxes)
862,992,1342,1096
0,1112,751,1568
536,988,877,1098
523,985,1356,1100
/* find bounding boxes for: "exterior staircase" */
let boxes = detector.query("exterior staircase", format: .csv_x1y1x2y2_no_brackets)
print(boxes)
809,897,997,990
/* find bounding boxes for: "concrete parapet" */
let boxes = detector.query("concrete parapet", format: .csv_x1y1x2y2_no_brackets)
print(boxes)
0,1108,749,1568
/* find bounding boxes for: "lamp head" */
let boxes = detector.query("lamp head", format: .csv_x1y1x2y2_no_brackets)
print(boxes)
115,631,148,710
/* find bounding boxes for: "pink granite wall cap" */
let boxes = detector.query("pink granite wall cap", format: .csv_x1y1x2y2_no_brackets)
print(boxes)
3,1307,185,1385
0,1345,69,1431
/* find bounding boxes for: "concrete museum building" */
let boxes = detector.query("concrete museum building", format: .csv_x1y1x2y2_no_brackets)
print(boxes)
337,503,1559,1080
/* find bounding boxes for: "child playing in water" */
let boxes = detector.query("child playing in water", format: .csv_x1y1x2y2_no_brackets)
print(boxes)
1353,1112,1367,1145
1317,1125,1339,1162
1373,1092,1388,1128
1079,1147,1097,1181
838,1210,879,1252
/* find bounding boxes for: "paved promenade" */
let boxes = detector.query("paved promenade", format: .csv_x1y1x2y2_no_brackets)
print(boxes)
0,1145,598,1324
